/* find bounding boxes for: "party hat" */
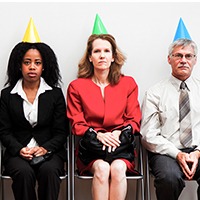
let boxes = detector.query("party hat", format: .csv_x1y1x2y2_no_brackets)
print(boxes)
22,18,41,43
173,18,191,42
92,14,108,35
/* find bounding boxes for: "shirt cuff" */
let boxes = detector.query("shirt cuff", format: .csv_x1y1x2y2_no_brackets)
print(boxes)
167,148,181,159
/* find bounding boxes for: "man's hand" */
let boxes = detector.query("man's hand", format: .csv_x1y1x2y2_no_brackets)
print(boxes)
176,151,200,180
188,151,200,179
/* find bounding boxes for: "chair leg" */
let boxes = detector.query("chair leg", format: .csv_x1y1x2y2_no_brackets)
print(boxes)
139,136,145,200
71,134,75,200
141,178,145,200
136,178,145,200
67,136,71,200
0,180,3,200
1,179,4,200
146,168,151,200
145,150,151,200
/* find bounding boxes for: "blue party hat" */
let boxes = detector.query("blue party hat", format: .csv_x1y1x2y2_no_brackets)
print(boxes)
173,18,191,42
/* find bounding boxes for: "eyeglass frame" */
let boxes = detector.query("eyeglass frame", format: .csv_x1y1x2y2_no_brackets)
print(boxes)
171,53,196,60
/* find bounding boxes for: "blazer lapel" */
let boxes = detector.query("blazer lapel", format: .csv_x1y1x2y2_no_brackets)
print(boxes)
37,92,53,126
10,94,31,127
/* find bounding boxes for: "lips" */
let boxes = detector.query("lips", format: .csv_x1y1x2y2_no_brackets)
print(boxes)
98,60,107,64
28,73,37,78
178,65,189,69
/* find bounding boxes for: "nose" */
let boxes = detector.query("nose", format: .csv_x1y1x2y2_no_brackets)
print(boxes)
100,51,105,58
29,62,36,70
180,58,187,64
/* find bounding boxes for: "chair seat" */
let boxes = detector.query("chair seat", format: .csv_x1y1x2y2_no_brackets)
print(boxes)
71,134,145,200
75,169,143,180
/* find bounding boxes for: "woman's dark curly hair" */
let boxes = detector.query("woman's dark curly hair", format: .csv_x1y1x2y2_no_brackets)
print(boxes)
5,42,62,87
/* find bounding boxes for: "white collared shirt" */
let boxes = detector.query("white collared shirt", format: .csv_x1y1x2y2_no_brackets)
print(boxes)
141,75,200,158
11,77,52,148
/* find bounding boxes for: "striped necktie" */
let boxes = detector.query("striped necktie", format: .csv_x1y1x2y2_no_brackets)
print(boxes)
179,81,192,147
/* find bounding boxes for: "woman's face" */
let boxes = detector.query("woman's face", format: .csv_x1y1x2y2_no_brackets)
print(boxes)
89,38,114,72
21,48,43,85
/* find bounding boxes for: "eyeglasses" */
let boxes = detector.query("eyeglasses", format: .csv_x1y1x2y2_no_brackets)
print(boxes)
171,53,196,60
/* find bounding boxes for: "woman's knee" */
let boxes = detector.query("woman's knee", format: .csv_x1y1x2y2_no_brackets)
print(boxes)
38,155,63,177
110,160,127,181
92,160,110,181
12,165,35,182
5,157,35,178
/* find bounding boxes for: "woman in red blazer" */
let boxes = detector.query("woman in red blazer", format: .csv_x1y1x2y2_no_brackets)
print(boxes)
67,34,141,200
0,42,67,200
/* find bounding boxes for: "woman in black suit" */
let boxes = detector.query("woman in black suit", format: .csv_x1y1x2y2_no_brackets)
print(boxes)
0,41,67,200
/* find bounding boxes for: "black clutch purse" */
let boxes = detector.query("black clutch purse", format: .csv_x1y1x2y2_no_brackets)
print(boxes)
78,125,135,165
30,151,52,166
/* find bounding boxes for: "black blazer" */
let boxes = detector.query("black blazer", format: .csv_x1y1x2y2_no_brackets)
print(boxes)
0,86,68,161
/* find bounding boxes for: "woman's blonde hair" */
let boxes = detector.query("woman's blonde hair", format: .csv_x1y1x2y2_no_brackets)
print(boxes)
78,34,126,85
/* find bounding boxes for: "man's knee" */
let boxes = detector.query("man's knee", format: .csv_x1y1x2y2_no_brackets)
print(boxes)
155,169,185,192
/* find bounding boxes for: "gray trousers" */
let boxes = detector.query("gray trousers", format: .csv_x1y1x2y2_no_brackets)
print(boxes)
149,149,200,200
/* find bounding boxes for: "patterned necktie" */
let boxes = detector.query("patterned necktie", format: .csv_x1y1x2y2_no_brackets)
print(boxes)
179,81,192,147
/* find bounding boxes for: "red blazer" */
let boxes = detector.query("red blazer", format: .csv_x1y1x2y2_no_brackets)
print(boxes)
67,75,141,136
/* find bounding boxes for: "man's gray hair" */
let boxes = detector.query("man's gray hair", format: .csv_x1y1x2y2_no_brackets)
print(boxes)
168,39,198,56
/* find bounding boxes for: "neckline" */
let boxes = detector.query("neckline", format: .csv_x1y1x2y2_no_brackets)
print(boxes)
90,78,110,88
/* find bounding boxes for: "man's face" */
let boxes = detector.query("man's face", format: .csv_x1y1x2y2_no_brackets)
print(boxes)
168,45,197,81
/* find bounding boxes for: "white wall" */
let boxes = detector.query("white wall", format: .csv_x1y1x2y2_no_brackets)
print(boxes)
1,2,200,200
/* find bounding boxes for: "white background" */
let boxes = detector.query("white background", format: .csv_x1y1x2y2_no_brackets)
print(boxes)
0,2,200,199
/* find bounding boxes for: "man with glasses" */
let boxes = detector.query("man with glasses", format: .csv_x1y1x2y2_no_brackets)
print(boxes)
141,19,200,200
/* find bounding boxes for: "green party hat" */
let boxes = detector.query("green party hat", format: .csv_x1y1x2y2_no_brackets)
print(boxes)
92,14,108,34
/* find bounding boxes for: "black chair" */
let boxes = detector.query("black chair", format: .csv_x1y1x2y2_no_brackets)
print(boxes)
71,132,145,200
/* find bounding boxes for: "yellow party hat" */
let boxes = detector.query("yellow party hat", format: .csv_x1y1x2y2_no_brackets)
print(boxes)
22,18,41,43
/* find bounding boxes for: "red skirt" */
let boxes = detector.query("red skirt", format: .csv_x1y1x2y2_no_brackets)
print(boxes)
76,151,140,176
